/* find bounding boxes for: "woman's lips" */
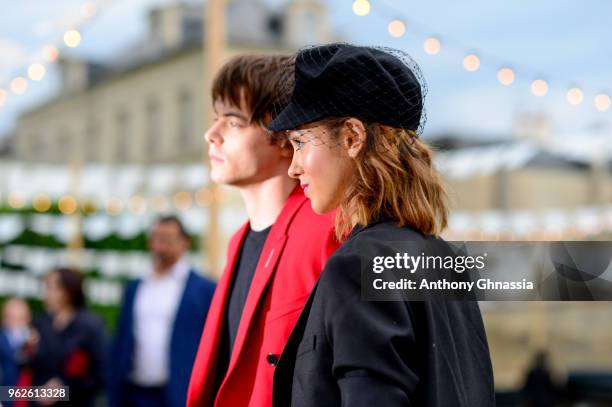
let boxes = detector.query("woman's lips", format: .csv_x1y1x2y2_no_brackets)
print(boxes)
301,183,310,195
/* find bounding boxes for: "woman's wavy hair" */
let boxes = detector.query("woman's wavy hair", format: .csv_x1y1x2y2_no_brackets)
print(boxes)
325,118,448,241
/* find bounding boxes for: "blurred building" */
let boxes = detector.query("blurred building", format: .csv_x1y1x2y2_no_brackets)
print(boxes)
432,131,612,240
431,128,612,396
0,0,334,321
11,0,332,164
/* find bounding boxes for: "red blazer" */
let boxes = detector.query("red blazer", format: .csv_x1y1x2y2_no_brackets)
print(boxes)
187,186,338,407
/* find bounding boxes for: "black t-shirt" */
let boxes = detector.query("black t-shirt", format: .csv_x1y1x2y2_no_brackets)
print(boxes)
215,225,271,390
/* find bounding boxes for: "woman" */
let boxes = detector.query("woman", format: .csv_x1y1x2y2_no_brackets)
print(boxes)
28,267,106,406
268,43,495,406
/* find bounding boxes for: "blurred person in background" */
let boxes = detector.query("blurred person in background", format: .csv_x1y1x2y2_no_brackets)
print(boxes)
186,54,338,407
1,297,33,400
521,351,560,407
27,267,107,407
109,215,216,407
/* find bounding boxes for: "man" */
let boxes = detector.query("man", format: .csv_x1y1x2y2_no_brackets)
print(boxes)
109,215,216,407
187,54,338,407
0,297,31,391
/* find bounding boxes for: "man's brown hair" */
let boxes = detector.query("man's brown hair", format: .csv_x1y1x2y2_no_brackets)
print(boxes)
212,54,294,131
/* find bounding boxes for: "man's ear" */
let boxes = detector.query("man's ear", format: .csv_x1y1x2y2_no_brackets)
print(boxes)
342,118,366,158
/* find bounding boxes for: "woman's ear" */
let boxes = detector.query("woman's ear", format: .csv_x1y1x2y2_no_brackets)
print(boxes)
342,118,366,158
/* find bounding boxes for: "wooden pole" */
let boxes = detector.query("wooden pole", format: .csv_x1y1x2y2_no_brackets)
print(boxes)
68,159,84,267
203,0,225,277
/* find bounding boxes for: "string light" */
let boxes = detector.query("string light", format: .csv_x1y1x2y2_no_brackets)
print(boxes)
0,0,113,110
214,187,230,203
81,199,98,214
64,30,82,48
81,1,98,18
33,193,52,212
566,87,583,105
28,63,46,81
463,54,480,72
8,192,26,209
58,195,78,214
10,77,28,95
423,37,441,55
594,93,610,111
531,79,548,97
497,67,515,86
352,0,371,16
128,196,147,214
173,191,193,210
388,19,406,38
196,188,213,207
42,45,59,62
151,195,169,212
106,197,123,216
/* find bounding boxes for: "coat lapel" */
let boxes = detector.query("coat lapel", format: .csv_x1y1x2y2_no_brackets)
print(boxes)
272,281,319,407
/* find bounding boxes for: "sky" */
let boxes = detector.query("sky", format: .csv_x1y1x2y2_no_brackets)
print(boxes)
1,0,611,144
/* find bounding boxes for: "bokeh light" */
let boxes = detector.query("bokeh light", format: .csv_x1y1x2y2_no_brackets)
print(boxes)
497,67,515,86
388,20,406,38
43,45,59,62
10,77,28,95
64,30,82,48
174,191,193,210
531,79,548,96
463,54,480,72
28,63,46,81
423,37,441,55
352,0,370,16
106,197,123,216
59,196,78,215
196,188,214,207
566,87,584,105
594,93,611,112
8,192,26,209
128,196,147,214
81,1,98,18
33,194,52,212
152,195,169,212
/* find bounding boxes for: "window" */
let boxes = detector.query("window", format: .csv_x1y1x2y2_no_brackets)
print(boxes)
28,132,42,161
146,99,161,161
178,90,193,150
57,129,73,163
86,121,100,162
116,110,131,162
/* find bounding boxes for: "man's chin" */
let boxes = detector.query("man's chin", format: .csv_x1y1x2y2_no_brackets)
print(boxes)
210,170,234,186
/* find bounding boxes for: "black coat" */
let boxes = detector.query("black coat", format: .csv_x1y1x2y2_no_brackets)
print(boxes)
273,220,495,407
30,310,107,407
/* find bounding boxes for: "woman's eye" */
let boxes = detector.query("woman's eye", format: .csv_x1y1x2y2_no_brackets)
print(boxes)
290,138,305,150
229,121,240,128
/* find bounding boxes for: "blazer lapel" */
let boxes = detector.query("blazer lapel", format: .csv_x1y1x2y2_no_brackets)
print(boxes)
190,222,249,406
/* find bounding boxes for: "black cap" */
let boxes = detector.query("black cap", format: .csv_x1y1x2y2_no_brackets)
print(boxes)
268,43,425,132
